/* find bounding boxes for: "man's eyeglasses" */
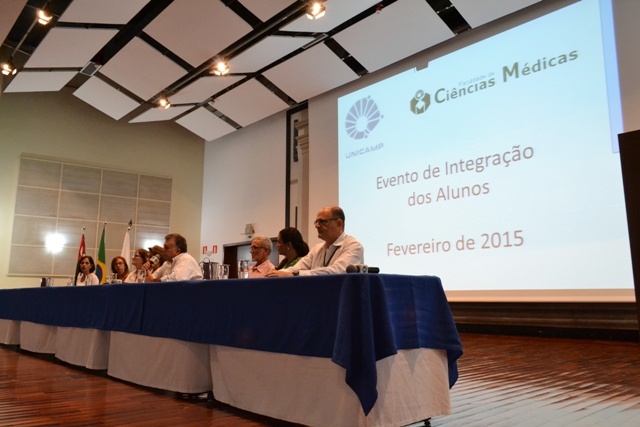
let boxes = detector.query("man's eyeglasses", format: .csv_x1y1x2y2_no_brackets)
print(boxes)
314,218,338,226
250,245,267,251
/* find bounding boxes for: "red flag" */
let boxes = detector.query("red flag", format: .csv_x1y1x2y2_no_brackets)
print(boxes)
74,232,86,286
78,233,86,260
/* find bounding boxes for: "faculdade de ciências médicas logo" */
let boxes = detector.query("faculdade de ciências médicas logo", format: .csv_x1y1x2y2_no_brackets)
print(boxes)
410,89,431,115
344,96,383,140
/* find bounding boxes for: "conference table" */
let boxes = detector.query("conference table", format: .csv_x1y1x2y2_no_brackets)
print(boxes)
0,274,463,427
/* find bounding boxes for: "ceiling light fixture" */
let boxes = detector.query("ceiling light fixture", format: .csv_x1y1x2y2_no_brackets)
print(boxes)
37,9,53,25
157,97,171,109
1,61,17,76
307,1,326,20
1,6,54,78
212,60,229,76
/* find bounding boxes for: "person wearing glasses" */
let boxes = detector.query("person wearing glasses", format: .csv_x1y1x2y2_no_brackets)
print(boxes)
145,233,203,282
267,206,364,277
249,236,276,278
125,248,149,283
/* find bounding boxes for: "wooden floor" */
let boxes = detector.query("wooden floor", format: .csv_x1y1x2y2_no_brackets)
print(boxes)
1,333,639,426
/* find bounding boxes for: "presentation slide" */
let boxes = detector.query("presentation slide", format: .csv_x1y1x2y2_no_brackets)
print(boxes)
338,0,633,294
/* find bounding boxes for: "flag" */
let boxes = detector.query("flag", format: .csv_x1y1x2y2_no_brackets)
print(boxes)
78,233,86,261
121,220,132,262
96,224,107,284
74,231,86,286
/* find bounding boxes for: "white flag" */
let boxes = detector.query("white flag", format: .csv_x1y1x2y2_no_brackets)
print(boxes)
121,228,131,262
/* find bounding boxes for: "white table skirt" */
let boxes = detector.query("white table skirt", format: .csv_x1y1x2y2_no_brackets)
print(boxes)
107,331,213,394
2,320,452,426
19,321,57,354
210,345,451,427
55,327,110,370
0,318,20,345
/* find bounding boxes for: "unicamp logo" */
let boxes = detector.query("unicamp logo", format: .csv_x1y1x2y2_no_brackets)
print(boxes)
410,89,430,115
344,96,383,140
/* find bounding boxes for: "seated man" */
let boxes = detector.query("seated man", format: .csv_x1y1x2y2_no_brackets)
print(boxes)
146,233,203,282
248,236,276,278
267,206,364,277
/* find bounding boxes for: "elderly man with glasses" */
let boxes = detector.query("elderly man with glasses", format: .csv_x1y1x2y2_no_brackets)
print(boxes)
249,236,276,278
267,206,364,277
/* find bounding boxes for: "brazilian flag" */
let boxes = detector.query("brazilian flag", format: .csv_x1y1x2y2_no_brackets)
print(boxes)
96,224,107,284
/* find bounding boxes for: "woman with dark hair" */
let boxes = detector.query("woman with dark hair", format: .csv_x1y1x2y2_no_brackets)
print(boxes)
275,227,310,270
111,256,129,283
125,248,149,283
77,255,99,286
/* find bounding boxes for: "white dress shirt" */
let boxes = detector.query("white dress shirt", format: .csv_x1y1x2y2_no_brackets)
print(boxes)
152,252,203,282
285,233,364,276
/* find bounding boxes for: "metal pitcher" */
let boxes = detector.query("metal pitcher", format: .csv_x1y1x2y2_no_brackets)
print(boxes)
200,258,220,280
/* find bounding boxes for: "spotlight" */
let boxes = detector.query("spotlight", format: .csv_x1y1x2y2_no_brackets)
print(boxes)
157,97,171,109
307,1,326,20
212,60,229,76
1,61,17,76
45,233,65,254
37,9,53,25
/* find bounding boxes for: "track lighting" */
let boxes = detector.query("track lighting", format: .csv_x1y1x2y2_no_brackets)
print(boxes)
37,9,53,25
1,61,17,76
157,97,171,109
307,1,326,20
212,60,229,76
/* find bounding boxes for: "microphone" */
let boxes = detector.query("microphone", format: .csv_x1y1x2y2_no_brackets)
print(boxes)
346,264,381,273
346,264,380,273
149,254,161,267
346,265,359,273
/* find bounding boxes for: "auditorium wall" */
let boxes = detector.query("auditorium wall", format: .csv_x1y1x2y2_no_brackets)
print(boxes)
0,90,204,289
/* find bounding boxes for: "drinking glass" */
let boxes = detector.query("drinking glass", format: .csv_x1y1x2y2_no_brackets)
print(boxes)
220,264,230,279
238,259,249,278
136,269,147,283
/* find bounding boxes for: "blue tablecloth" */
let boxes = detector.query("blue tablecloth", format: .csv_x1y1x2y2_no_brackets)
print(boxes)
0,274,462,415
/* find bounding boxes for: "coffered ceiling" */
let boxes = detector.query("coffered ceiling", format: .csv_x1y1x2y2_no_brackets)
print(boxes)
1,0,541,141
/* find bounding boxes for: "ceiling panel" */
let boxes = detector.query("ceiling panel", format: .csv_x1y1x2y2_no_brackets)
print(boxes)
1,0,544,142
213,79,289,127
100,37,188,101
240,0,296,22
0,0,25,43
334,0,454,73
59,0,150,24
129,105,193,123
73,77,140,120
263,43,358,104
229,36,309,74
282,0,380,33
144,0,253,68
452,0,541,28
4,71,77,92
176,107,236,142
25,28,118,68
170,75,245,105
